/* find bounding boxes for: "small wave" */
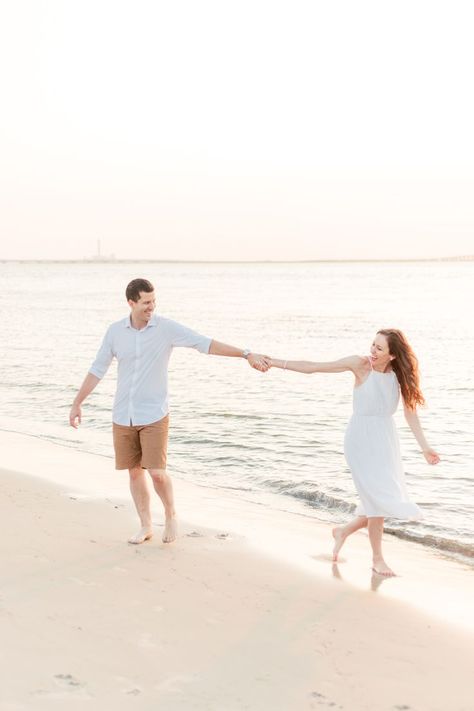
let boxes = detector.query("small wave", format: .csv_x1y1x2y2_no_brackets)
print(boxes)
385,527,474,559
260,478,474,563
173,438,275,454
262,480,355,515
191,411,268,421
446,387,474,392
213,483,254,493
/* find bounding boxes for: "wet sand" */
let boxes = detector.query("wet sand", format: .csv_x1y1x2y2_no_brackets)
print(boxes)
1,430,473,710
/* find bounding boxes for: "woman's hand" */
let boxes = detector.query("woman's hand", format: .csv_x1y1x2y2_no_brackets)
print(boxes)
247,353,271,372
423,448,440,465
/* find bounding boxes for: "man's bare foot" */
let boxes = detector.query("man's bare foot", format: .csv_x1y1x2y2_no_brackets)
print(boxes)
128,527,153,545
332,526,346,561
372,557,395,577
162,518,178,543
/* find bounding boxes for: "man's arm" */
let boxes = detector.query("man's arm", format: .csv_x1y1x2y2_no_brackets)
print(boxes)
69,326,114,428
209,340,270,371
69,373,101,428
166,319,270,372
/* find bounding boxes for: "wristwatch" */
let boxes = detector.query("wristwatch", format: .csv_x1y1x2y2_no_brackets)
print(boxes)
242,349,251,359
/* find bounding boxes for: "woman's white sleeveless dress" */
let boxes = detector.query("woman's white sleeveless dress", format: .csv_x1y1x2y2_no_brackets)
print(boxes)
344,364,422,520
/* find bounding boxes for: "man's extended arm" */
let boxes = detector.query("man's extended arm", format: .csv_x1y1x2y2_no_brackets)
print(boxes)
209,340,270,371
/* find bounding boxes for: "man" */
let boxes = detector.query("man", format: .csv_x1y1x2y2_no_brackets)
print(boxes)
69,278,269,544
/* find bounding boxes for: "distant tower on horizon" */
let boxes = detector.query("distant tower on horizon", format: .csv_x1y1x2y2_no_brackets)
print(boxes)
88,239,115,262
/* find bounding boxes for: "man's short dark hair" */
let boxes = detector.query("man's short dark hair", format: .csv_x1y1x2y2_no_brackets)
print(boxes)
126,278,154,303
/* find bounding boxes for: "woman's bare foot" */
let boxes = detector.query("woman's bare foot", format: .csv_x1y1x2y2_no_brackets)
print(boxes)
372,556,395,577
162,517,178,543
332,526,346,561
128,527,153,545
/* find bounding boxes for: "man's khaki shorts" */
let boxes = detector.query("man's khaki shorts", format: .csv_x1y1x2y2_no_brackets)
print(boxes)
112,415,169,471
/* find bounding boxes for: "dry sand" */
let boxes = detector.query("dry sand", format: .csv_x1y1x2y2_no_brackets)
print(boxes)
1,430,473,711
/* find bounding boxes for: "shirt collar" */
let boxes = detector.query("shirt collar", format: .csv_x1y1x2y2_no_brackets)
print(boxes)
123,313,159,329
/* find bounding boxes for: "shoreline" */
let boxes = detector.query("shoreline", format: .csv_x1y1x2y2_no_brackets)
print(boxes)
2,429,474,629
1,433,473,709
1,419,472,569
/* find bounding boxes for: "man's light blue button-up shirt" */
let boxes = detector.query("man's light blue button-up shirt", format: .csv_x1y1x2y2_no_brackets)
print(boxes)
89,314,211,426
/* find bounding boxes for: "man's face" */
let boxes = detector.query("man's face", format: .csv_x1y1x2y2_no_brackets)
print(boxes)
128,290,156,322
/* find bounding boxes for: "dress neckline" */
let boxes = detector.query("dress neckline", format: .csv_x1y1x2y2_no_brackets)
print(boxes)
367,356,394,375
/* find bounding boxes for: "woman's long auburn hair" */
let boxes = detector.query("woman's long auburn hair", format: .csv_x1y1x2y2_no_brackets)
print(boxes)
377,329,425,411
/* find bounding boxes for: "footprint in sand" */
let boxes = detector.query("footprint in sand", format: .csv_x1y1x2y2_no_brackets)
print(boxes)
69,577,98,587
138,632,161,649
106,499,124,508
32,674,91,700
34,555,50,563
54,674,83,688
186,530,204,537
114,676,143,696
311,553,347,564
216,532,230,540
155,674,198,693
309,691,339,707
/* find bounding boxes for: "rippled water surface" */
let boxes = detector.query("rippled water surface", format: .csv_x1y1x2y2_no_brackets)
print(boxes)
1,261,473,560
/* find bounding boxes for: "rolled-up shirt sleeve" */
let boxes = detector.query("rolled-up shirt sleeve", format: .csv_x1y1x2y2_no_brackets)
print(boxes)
166,319,212,354
89,327,115,378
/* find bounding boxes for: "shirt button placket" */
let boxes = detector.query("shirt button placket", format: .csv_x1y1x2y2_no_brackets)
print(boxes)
129,330,140,425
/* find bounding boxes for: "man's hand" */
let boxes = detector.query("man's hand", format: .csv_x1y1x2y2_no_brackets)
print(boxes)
68,374,100,428
247,353,271,372
69,403,82,429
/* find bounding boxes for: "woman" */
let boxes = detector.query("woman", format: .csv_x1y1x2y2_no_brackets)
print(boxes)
269,329,440,577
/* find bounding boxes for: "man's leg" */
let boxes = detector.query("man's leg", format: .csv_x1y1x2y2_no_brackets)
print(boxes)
139,416,175,542
128,466,154,544
113,422,151,544
148,469,177,543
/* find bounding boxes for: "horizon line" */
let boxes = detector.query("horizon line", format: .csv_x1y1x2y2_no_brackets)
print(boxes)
1,256,473,264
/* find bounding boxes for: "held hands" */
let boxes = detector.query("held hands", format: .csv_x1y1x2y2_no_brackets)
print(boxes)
69,403,82,429
247,353,272,372
423,448,440,465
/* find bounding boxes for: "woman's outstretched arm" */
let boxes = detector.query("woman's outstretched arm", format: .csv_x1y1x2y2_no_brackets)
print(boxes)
403,404,440,465
270,355,365,375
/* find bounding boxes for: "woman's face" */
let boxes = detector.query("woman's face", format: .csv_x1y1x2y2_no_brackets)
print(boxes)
369,333,393,368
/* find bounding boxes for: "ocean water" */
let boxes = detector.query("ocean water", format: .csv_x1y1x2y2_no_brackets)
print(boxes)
1,260,473,562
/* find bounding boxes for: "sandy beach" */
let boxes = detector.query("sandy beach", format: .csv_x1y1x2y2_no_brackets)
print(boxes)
1,430,473,711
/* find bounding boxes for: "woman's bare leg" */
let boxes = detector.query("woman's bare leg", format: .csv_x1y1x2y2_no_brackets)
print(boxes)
367,517,395,576
332,516,368,561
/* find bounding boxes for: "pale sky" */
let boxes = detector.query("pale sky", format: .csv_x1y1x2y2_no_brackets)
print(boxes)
1,0,473,261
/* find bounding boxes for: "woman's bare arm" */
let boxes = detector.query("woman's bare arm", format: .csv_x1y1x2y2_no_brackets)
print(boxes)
270,355,366,375
403,404,440,465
